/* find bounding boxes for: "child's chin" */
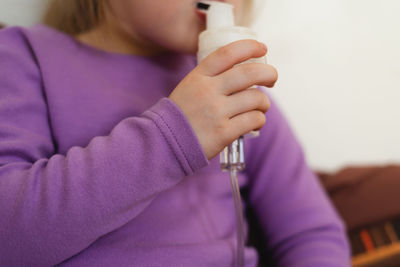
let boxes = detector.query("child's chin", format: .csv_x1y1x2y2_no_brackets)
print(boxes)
184,45,199,55
166,42,198,55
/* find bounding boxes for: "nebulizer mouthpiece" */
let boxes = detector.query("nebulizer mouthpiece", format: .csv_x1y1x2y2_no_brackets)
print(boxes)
197,1,235,29
197,0,264,173
196,1,266,266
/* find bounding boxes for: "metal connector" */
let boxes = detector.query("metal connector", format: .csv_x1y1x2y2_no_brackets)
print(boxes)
220,136,245,172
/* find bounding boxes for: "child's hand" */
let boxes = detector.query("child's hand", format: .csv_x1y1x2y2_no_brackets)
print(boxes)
169,40,278,160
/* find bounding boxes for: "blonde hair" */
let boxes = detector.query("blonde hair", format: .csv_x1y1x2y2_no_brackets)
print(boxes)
42,0,261,35
43,0,104,36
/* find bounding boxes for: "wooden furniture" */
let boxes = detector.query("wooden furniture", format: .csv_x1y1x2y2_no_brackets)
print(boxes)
319,165,400,266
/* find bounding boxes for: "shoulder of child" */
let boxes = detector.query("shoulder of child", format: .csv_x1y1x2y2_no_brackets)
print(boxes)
0,26,38,75
0,24,72,60
0,25,31,51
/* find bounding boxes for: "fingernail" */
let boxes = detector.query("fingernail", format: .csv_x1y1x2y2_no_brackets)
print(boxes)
259,42,267,51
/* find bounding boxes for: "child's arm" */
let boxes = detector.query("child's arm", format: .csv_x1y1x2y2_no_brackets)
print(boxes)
0,37,207,266
0,30,276,266
245,99,351,266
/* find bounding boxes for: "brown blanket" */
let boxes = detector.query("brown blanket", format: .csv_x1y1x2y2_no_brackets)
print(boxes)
318,165,400,230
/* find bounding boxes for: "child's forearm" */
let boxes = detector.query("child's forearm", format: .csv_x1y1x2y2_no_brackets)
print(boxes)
0,98,208,266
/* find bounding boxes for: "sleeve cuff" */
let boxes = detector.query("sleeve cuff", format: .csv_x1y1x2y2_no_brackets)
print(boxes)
143,98,209,176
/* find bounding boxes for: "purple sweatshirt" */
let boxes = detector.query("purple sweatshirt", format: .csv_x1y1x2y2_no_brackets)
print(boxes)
0,25,350,267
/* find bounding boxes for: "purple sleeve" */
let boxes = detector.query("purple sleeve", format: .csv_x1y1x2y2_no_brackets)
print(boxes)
0,31,208,266
245,98,351,266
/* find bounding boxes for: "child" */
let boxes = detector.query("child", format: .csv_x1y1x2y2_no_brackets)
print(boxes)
0,0,350,266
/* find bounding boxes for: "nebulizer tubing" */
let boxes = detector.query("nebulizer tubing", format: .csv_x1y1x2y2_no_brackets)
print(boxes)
230,167,245,266
225,138,246,267
196,2,266,266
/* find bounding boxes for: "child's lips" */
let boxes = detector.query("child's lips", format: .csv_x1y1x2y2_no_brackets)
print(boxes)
195,9,207,23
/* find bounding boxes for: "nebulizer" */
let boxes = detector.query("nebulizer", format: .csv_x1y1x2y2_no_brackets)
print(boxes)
196,1,266,267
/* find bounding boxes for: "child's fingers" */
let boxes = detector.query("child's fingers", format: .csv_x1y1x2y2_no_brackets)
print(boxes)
197,39,267,77
224,88,270,118
228,110,266,140
217,63,278,95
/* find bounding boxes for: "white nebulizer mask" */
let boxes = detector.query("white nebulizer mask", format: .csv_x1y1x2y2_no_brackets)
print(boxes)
197,0,266,171
196,2,267,267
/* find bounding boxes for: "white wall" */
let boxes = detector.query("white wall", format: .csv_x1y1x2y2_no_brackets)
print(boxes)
0,0,47,26
1,0,399,171
254,0,400,171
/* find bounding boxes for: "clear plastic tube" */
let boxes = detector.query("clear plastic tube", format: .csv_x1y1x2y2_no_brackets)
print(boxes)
220,137,246,266
229,166,245,267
